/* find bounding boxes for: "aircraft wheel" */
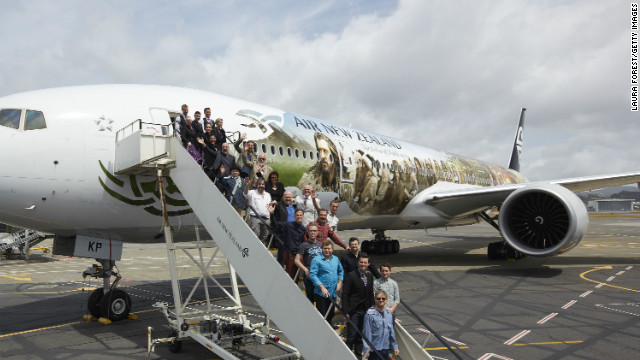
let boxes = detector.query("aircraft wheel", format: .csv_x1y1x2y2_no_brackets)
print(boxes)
99,289,132,321
87,287,104,318
487,242,501,260
392,240,400,254
384,241,393,254
370,241,380,255
361,240,371,253
168,330,183,353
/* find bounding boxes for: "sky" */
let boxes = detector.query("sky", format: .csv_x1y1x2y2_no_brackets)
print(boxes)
1,0,638,181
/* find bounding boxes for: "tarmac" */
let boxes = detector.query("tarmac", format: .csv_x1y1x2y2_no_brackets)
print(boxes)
0,213,639,359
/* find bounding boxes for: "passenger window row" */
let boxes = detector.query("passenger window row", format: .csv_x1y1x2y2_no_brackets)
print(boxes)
259,142,320,161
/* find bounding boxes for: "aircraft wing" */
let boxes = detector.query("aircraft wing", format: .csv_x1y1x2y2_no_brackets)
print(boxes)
420,172,640,219
549,172,640,193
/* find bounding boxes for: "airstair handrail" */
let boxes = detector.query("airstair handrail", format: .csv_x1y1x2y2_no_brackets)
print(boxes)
115,119,174,142
399,299,465,360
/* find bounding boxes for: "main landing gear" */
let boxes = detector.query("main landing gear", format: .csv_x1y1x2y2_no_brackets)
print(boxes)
82,259,132,322
487,241,525,260
477,212,526,260
361,229,400,255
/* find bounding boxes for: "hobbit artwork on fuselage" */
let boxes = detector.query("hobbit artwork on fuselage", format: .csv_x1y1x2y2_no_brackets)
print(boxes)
229,109,525,217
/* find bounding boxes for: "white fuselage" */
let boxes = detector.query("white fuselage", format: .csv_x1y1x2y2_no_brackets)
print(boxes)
0,85,525,242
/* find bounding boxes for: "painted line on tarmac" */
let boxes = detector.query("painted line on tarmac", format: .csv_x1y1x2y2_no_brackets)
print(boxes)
0,274,31,281
561,300,577,309
478,353,514,360
595,304,640,317
0,321,81,339
513,340,583,347
537,313,558,324
580,266,640,293
504,330,530,345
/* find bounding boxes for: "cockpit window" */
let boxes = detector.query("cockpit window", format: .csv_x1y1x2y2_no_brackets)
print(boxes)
0,109,21,129
0,109,47,130
24,110,46,130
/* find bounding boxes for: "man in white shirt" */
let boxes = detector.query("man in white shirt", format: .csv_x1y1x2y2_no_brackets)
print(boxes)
327,199,340,233
174,104,189,133
244,178,272,245
295,184,320,227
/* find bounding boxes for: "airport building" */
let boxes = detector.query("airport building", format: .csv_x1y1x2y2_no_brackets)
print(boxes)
587,199,634,212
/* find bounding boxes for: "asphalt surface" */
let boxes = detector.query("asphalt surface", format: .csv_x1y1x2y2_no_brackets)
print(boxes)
1,213,639,359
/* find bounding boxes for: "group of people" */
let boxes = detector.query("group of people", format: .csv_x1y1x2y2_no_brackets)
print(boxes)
294,231,401,359
175,104,400,359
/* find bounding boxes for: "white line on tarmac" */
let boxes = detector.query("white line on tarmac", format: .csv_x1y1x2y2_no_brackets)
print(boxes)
562,300,577,309
537,313,558,324
504,330,530,345
478,353,514,360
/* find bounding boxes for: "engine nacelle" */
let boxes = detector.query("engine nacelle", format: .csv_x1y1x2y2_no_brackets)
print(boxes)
498,183,588,256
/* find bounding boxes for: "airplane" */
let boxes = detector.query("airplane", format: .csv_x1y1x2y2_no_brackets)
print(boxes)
1,85,639,315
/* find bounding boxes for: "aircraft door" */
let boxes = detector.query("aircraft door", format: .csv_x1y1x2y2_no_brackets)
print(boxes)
148,108,177,135
336,140,357,204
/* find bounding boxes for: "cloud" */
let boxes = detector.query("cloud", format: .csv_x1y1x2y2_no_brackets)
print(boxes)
0,0,637,181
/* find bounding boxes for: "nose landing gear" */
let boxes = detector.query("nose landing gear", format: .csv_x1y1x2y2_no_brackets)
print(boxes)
83,259,133,322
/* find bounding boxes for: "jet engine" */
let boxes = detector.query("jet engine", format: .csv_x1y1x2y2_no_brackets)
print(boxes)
498,183,588,256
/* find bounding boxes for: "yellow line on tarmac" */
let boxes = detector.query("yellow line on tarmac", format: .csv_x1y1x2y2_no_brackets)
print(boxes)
0,287,96,295
513,341,583,346
0,274,31,281
424,346,470,351
0,321,81,338
0,291,253,339
580,266,640,293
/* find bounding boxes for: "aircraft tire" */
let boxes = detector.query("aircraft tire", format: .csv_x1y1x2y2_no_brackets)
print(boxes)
487,242,501,260
370,241,380,255
392,240,400,254
168,330,183,353
99,289,132,321
87,287,104,318
361,240,371,253
384,241,393,254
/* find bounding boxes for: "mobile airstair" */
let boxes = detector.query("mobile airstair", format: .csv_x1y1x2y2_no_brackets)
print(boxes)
114,119,436,359
0,229,46,260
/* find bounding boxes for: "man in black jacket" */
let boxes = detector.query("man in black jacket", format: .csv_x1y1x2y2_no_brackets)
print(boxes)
341,254,375,359
340,237,381,278
269,207,306,279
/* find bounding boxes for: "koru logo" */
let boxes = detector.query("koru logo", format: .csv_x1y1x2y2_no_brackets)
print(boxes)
515,127,523,156
242,248,249,258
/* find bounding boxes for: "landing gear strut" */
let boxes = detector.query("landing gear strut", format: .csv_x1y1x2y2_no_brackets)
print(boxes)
83,259,132,321
361,229,400,255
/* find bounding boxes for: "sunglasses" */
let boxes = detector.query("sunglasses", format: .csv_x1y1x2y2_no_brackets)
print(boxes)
376,297,387,301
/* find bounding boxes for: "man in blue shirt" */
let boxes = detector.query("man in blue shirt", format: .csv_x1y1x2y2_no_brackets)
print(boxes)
309,239,344,324
362,289,399,359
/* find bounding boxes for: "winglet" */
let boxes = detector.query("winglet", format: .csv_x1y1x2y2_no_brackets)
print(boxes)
508,108,526,172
